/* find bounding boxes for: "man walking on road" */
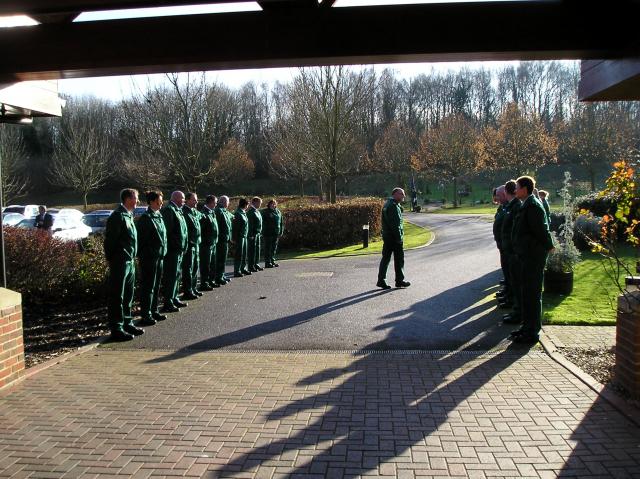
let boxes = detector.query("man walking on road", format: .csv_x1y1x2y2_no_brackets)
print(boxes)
377,187,411,290
104,188,142,341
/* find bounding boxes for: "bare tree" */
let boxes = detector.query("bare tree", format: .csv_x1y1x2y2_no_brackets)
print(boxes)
0,125,29,204
49,98,112,210
372,121,419,186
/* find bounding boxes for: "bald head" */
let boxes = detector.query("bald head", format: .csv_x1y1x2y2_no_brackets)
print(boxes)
495,185,507,204
171,191,185,208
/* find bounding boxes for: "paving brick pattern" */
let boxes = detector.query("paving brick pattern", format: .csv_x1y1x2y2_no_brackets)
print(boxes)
544,326,616,350
1,348,640,478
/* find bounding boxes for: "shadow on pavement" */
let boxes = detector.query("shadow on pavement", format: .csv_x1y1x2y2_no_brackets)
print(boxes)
145,289,393,363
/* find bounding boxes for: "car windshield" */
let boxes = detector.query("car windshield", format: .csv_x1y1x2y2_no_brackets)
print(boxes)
83,215,109,227
4,206,25,214
16,219,34,229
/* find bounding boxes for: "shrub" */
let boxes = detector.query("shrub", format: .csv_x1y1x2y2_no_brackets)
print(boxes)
575,192,617,218
574,213,602,251
279,198,383,249
4,227,84,305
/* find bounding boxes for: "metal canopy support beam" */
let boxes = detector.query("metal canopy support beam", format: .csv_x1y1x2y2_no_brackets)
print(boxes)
1,2,640,82
579,59,640,101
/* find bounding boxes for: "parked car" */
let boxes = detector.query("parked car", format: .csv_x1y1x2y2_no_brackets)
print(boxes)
15,215,92,241
2,213,25,226
133,206,147,218
3,204,41,218
82,210,111,235
56,208,84,221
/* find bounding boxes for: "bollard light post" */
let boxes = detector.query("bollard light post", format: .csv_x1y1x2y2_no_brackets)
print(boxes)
362,224,369,248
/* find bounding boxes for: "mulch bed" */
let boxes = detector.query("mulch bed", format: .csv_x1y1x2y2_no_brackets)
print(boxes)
22,302,110,368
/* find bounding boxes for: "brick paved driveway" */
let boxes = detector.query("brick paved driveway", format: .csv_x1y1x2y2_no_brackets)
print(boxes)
2,348,640,478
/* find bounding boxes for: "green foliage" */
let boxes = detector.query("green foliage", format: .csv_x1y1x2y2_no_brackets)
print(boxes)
279,198,383,250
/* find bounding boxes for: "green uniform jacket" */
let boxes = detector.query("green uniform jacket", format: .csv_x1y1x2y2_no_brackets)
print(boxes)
512,195,554,259
261,207,284,236
182,205,202,247
381,198,404,243
500,198,520,255
136,208,167,259
493,204,506,249
247,206,263,236
161,202,188,252
541,197,551,221
232,208,249,241
215,206,232,242
199,206,219,246
104,205,137,262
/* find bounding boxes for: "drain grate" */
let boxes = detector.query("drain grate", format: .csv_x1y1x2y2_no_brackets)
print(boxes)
295,272,334,278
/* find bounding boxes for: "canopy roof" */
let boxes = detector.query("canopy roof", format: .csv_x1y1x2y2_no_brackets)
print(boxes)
0,81,63,123
0,1,639,86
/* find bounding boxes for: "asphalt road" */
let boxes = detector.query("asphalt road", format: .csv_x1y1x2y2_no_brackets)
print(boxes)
109,213,516,354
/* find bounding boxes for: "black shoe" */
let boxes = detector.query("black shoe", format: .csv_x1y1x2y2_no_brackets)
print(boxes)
502,315,522,324
395,280,411,288
499,279,506,285
138,317,157,327
163,304,180,313
273,263,280,267
234,272,244,278
174,300,188,308
110,330,134,342
241,269,252,275
254,265,263,271
376,281,392,290
124,324,144,336
512,334,539,344
200,284,214,291
193,290,203,297
181,293,198,301
498,301,513,309
212,281,221,288
248,268,258,273
265,264,274,268
152,312,168,321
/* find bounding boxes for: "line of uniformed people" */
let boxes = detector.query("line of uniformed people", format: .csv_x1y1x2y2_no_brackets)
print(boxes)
105,189,284,342
492,176,554,345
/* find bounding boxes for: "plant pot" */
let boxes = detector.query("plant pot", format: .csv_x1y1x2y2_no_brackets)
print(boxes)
544,269,573,295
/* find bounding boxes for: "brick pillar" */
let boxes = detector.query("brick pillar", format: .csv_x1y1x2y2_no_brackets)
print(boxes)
0,288,24,389
617,284,640,398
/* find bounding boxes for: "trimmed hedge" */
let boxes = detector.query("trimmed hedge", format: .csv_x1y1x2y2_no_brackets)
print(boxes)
4,228,108,305
279,198,383,250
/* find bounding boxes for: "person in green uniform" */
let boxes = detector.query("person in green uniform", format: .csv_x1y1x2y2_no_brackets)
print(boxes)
247,196,263,272
199,195,219,291
136,190,168,326
538,189,551,222
161,190,188,312
377,187,411,289
181,192,202,300
214,195,232,285
233,197,250,277
104,188,142,342
261,199,284,268
500,180,522,325
493,186,510,307
510,176,554,344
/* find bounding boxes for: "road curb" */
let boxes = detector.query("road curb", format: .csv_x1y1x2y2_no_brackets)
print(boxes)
539,332,640,427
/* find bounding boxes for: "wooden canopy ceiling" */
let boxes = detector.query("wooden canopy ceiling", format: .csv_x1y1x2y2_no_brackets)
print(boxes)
1,1,640,99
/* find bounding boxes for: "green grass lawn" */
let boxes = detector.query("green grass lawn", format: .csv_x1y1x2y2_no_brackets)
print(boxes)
281,221,432,260
543,245,637,325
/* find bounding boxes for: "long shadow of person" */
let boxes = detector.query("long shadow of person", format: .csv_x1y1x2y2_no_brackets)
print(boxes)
209,272,531,477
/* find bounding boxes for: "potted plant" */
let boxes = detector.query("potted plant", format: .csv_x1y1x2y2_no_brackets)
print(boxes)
545,172,581,295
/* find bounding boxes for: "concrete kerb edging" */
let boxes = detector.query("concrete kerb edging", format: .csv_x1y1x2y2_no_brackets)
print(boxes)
539,332,640,427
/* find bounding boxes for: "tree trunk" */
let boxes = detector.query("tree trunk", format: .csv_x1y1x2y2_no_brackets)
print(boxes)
453,177,458,208
299,177,304,198
83,191,89,212
590,169,596,192
329,176,337,204
318,176,324,202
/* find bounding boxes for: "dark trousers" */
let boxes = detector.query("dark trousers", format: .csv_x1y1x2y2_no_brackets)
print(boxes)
508,253,521,318
162,249,183,306
107,259,136,333
263,235,279,265
378,240,405,283
499,249,511,294
215,241,229,282
182,245,197,294
139,255,163,319
519,254,547,337
248,235,261,268
234,237,248,273
200,243,213,286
